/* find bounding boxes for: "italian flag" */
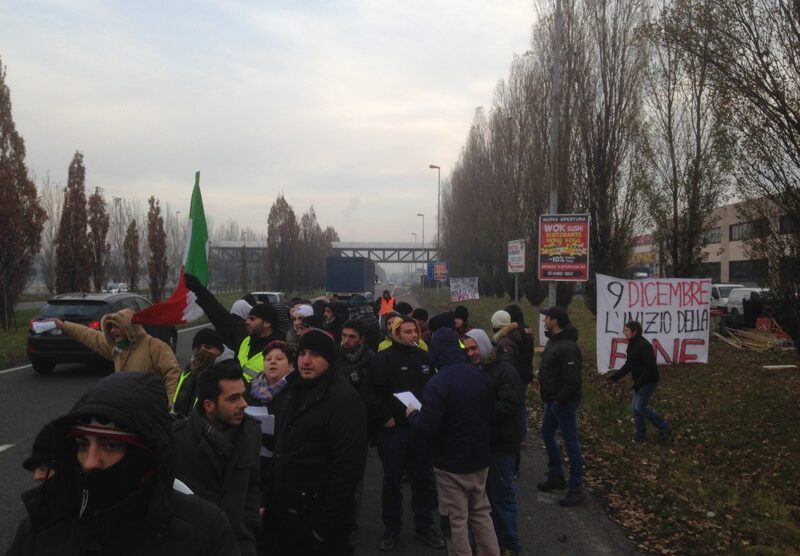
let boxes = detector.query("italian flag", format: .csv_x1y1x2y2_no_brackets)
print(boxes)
133,172,209,326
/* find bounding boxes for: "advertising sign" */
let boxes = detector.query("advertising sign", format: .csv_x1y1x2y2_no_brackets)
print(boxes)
596,274,711,372
434,262,448,282
449,277,479,302
538,214,590,281
507,240,525,273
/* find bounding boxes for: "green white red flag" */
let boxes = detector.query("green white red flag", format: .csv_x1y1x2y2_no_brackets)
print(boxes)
133,172,208,326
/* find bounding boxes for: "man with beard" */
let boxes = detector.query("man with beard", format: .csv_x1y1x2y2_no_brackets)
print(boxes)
6,372,238,555
262,329,368,556
172,360,262,556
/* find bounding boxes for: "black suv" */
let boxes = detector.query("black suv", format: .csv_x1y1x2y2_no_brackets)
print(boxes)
27,292,178,374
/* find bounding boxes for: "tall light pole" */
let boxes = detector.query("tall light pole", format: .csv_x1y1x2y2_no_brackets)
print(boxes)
548,0,562,309
428,165,440,255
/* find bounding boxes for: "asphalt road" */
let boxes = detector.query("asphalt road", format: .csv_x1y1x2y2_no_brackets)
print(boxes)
0,289,638,555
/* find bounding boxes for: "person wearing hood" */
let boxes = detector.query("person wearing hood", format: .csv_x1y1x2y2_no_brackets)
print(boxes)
261,329,368,556
172,328,237,418
378,312,428,352
362,316,443,551
536,306,585,507
22,421,58,483
6,372,238,555
463,329,524,556
286,304,314,351
49,309,181,401
172,360,262,556
406,327,498,556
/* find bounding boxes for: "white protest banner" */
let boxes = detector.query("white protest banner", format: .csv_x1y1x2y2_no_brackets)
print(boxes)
508,240,525,273
596,274,711,372
450,277,479,302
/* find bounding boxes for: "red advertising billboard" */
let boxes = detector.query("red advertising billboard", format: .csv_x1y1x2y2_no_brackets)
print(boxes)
538,214,590,281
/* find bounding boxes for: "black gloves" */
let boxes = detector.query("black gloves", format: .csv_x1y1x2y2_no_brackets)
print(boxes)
184,273,202,293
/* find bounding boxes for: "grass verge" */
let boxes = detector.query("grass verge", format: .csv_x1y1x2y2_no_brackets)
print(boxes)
414,287,800,555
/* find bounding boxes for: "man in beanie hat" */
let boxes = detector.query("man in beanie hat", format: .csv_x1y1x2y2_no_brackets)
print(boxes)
362,316,444,551
183,273,284,383
536,306,585,507
7,372,238,555
261,329,368,555
412,308,432,345
286,303,315,351
172,328,237,418
453,305,473,338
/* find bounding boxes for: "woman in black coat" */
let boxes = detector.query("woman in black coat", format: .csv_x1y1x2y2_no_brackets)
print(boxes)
609,321,672,442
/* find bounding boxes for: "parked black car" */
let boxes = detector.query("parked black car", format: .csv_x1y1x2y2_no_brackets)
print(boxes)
27,292,178,374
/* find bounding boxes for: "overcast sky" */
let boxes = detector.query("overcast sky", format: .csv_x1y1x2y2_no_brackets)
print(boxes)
2,0,535,243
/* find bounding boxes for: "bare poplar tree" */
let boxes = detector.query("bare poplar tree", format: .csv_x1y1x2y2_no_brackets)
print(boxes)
37,174,63,293
55,152,92,293
123,220,139,291
0,58,46,329
87,187,110,291
643,0,733,278
147,196,168,302
266,194,299,290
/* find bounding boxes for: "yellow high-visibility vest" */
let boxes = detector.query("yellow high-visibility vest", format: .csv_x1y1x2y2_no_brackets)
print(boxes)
237,336,264,382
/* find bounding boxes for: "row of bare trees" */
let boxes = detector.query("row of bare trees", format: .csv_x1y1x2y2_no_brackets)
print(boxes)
441,0,797,319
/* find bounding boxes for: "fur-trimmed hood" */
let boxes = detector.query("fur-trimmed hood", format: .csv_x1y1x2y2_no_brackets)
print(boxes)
101,308,147,345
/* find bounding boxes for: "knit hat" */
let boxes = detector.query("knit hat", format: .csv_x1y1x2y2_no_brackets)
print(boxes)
429,311,455,332
490,310,512,329
249,303,278,327
395,301,413,316
302,314,324,329
296,328,337,367
412,308,429,321
68,416,151,453
540,306,570,328
192,328,225,352
293,304,314,318
23,421,57,472
454,305,469,321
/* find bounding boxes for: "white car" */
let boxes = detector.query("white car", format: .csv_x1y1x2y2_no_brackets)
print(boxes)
726,287,768,317
249,291,286,304
710,283,744,312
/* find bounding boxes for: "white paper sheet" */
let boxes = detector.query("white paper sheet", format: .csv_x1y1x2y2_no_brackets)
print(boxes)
393,391,422,411
245,406,276,457
32,321,57,334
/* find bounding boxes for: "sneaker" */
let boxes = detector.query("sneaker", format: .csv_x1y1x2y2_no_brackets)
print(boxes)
377,530,401,551
415,528,445,549
559,488,586,507
536,474,567,492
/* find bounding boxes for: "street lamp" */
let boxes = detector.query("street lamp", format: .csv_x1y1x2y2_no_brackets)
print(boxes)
428,165,440,253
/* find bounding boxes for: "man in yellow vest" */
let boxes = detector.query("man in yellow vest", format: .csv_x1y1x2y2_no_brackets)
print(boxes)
238,303,281,382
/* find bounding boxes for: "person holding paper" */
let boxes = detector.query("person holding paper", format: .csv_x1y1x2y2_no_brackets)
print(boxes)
172,360,262,556
362,315,444,551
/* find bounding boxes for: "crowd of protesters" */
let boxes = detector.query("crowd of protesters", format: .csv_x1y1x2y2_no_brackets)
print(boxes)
7,279,642,556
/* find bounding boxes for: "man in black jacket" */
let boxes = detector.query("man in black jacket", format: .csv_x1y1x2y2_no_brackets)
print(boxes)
6,372,238,555
608,320,672,442
362,315,444,551
464,329,524,555
172,360,262,556
262,329,368,556
536,306,586,507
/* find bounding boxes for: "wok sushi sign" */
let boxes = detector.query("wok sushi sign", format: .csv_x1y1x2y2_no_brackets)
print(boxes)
538,214,590,281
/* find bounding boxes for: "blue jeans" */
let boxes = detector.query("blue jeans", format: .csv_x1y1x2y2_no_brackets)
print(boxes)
376,425,436,533
541,400,583,490
486,452,521,551
632,383,670,440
